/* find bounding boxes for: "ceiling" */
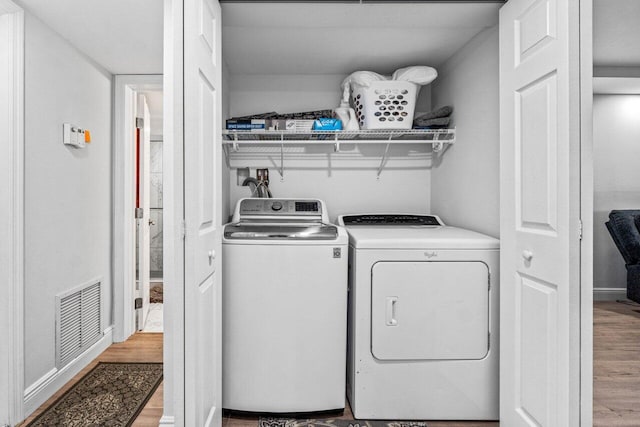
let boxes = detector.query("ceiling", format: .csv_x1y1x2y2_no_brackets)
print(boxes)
221,2,501,75
16,1,501,77
15,0,640,75
17,0,163,74
593,0,640,67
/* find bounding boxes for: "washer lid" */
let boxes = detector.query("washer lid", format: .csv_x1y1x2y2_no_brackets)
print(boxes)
345,226,499,250
224,223,339,240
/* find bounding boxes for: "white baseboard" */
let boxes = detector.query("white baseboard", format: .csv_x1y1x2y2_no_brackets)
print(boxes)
159,415,175,426
23,326,113,417
593,287,627,301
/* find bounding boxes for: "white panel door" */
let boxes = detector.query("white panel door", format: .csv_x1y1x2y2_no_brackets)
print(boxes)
500,0,582,425
183,0,222,425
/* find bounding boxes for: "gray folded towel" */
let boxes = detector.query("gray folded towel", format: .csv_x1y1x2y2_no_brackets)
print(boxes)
414,116,451,127
413,105,453,126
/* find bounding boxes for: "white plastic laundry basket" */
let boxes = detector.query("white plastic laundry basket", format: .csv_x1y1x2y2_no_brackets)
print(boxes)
351,80,419,130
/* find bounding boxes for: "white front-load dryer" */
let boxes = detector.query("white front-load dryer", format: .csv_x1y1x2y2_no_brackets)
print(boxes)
338,214,500,420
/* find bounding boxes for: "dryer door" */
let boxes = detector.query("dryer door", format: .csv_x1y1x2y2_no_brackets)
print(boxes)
371,261,490,360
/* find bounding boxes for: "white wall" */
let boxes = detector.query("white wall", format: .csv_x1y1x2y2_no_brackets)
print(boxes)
228,164,432,222
593,94,640,293
23,12,112,388
229,74,431,119
430,26,500,237
221,62,231,222
226,74,433,220
229,74,343,119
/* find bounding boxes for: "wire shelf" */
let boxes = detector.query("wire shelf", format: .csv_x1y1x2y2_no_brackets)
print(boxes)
222,128,455,144
222,128,455,179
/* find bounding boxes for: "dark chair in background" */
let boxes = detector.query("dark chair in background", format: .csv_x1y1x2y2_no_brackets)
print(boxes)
605,210,640,303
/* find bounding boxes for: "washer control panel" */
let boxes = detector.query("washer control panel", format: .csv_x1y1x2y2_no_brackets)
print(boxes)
341,214,443,226
239,199,322,217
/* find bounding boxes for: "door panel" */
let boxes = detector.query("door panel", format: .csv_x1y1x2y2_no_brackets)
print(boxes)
518,274,558,426
516,0,556,63
371,261,489,361
517,73,558,233
500,0,581,425
184,0,222,425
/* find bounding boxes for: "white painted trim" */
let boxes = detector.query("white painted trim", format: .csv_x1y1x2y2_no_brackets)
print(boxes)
0,3,24,425
593,77,640,94
113,74,162,343
23,368,57,399
593,287,627,301
594,67,640,78
162,0,185,423
580,0,594,425
23,327,113,417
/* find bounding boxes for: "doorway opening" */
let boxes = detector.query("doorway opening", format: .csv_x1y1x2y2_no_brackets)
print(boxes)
135,89,164,333
113,75,163,342
591,77,640,424
591,2,640,424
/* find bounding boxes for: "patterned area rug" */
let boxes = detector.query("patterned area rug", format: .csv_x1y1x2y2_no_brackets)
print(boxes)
259,418,428,427
27,362,163,427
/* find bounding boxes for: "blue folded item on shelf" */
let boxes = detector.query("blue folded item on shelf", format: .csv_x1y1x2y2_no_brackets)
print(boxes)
312,118,343,131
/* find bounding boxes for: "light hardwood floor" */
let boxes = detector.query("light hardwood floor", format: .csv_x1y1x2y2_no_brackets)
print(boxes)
20,333,163,427
21,301,640,426
593,301,640,426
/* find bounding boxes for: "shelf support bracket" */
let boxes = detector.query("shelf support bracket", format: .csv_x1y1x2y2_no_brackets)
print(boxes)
222,143,231,168
232,133,239,152
376,136,393,178
279,135,284,181
334,133,340,153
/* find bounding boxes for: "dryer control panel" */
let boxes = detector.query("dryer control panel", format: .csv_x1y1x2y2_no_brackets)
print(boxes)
340,214,444,226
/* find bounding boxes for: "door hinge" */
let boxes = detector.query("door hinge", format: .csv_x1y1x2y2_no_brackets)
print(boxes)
578,219,583,240
134,297,142,309
135,207,144,219
136,117,144,128
181,220,186,239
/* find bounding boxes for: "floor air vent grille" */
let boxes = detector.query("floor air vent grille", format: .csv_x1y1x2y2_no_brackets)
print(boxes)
56,280,103,369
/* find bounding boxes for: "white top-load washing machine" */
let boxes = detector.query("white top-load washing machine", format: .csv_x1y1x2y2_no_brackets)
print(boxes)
222,198,348,413
338,214,500,420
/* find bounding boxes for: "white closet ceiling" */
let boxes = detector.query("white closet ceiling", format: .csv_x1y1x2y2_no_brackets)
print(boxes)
17,0,163,74
222,2,500,75
593,0,640,67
